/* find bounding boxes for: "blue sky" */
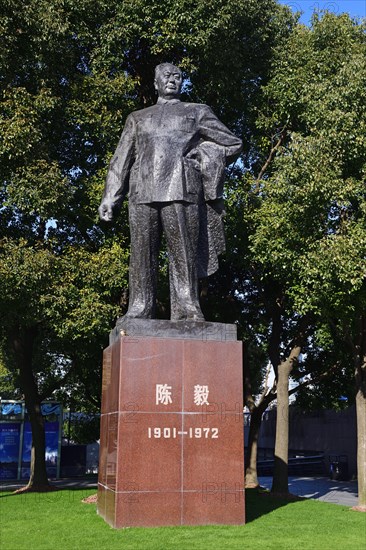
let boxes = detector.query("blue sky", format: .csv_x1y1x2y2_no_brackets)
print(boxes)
278,0,366,24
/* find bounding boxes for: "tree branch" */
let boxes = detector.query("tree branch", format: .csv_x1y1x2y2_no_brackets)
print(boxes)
40,367,74,401
283,312,312,359
255,124,288,190
288,361,341,397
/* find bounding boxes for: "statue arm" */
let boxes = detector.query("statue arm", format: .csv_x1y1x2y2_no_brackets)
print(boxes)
198,106,242,165
99,114,136,221
192,107,242,202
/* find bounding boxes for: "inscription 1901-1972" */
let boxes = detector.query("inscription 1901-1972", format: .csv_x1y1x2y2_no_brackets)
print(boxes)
148,427,219,439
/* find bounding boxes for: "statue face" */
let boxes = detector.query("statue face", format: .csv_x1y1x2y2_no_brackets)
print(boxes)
154,64,182,99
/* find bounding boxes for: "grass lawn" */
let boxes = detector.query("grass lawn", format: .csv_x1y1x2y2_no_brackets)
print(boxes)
1,488,365,550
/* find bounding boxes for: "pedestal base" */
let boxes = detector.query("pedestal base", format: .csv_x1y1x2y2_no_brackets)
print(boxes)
97,331,245,527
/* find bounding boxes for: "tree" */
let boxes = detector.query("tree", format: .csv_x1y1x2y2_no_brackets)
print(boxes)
0,0,133,489
248,12,366,502
0,0,295,489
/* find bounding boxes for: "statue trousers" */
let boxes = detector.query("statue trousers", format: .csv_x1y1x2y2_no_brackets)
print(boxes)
127,201,204,320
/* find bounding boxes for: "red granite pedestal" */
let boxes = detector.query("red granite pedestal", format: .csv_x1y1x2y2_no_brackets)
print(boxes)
97,330,245,527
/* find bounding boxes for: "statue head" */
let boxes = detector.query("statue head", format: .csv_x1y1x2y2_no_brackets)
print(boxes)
154,63,183,100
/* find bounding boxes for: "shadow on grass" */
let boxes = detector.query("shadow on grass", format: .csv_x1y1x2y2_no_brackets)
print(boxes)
245,488,295,523
1,482,296,525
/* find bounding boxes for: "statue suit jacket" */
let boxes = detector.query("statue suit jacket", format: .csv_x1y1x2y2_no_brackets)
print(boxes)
102,97,242,276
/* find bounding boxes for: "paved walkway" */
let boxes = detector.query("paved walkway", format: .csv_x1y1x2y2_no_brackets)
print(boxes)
1,475,359,507
259,476,359,507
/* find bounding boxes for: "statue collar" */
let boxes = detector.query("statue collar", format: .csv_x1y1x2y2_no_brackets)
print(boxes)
157,97,181,105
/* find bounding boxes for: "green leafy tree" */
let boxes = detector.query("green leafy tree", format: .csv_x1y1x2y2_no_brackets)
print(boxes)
0,0,294,489
248,12,366,503
0,0,132,489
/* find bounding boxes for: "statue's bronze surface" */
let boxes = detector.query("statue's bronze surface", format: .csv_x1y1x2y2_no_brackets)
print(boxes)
99,63,242,320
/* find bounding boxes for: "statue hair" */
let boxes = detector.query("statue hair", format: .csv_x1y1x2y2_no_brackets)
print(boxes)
154,63,182,79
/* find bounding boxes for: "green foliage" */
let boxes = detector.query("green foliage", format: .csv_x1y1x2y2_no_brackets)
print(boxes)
90,0,295,120
2,1,363,440
0,0,296,413
244,13,366,397
0,354,20,399
63,413,100,444
0,1,135,412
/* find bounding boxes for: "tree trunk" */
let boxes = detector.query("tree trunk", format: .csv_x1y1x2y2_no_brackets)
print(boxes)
346,314,366,510
243,347,277,489
245,393,275,487
355,384,366,508
354,315,366,509
245,406,263,488
12,327,51,490
271,359,292,494
24,397,49,489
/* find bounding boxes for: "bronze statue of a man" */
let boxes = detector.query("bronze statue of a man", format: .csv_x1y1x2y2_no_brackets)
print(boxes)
99,63,242,321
